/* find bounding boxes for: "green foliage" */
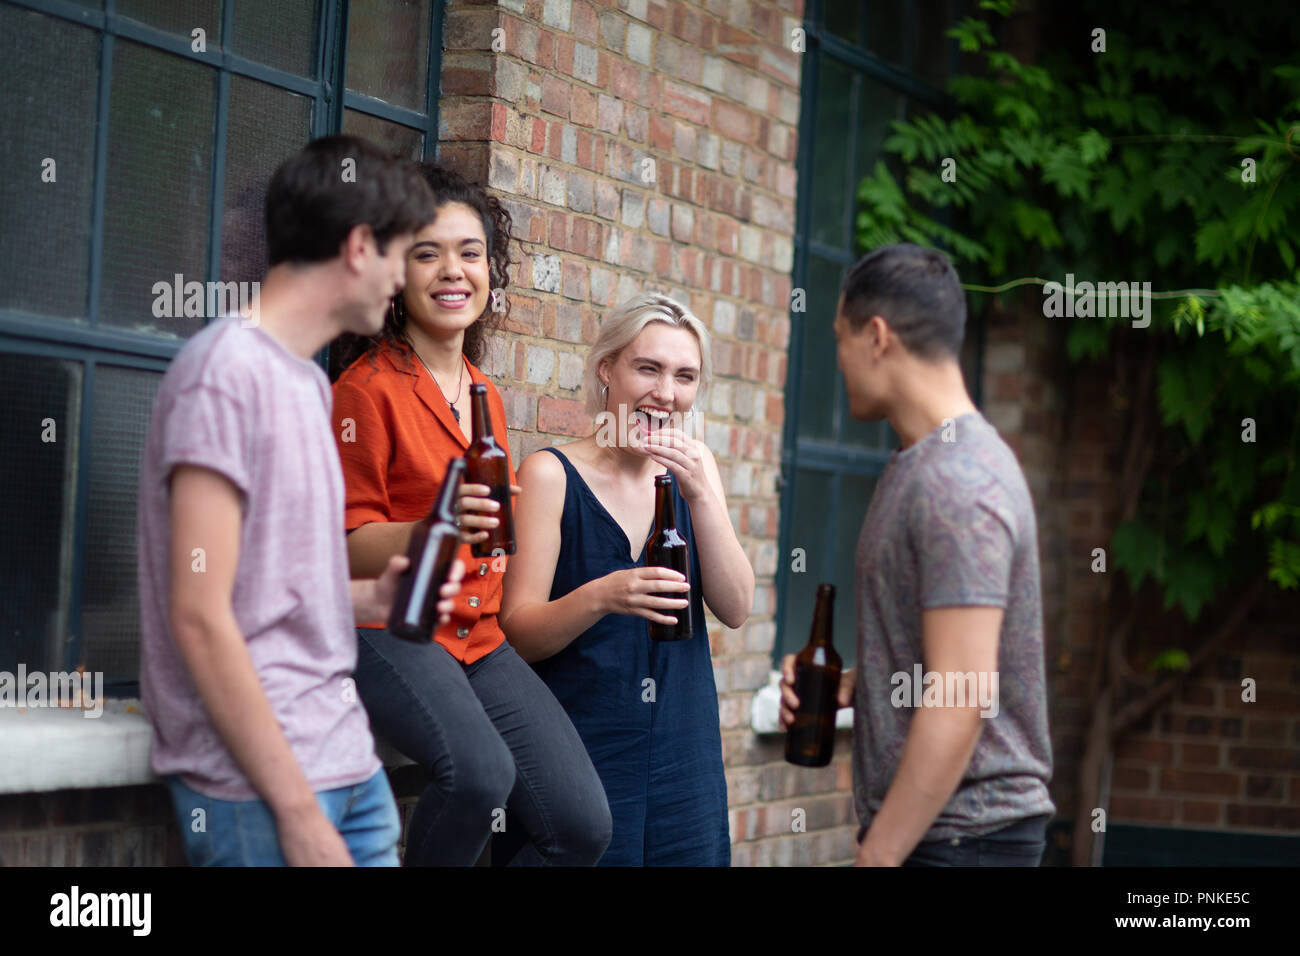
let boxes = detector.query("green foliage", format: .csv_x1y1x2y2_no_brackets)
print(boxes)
854,0,1300,623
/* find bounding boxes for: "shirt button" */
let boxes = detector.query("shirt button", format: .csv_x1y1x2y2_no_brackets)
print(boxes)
457,626,469,638
468,596,480,608
478,563,488,576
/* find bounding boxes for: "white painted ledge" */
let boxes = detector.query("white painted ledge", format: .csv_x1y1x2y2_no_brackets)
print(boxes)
0,700,412,795
0,699,156,794
750,670,854,735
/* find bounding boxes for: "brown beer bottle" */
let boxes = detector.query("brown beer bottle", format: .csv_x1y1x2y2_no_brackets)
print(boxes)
785,583,842,767
388,458,465,642
645,473,693,641
464,382,516,558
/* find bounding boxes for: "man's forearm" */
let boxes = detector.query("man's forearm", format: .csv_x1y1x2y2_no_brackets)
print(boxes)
171,609,318,819
857,706,984,865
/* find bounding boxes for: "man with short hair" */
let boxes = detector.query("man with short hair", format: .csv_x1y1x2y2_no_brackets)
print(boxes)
137,136,462,866
781,243,1055,866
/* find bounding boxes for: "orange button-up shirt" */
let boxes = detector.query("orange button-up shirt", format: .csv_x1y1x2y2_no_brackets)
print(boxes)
333,344,515,664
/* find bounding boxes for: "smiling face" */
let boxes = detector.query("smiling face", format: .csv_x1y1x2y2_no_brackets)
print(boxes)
399,201,491,341
600,321,702,439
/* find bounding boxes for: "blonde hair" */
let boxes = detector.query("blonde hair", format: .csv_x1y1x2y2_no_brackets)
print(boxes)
583,293,713,417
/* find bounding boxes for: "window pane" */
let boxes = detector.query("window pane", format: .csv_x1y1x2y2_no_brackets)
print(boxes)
795,254,844,442
233,0,319,77
343,109,424,159
345,0,431,112
221,77,313,285
82,365,163,681
864,0,907,68
99,41,214,337
0,353,81,674
808,57,853,248
913,0,955,89
116,0,222,39
0,7,98,320
780,468,833,654
824,0,862,44
853,74,906,190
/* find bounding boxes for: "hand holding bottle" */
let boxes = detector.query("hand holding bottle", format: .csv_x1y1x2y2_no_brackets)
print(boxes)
456,482,522,545
596,567,690,626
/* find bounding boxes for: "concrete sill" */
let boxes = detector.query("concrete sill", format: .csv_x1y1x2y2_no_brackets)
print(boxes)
0,700,156,794
0,701,412,795
750,670,854,735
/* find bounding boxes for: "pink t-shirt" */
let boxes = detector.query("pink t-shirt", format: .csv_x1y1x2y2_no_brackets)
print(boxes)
137,316,379,800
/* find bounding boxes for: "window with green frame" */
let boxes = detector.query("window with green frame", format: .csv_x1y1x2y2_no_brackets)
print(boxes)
0,0,445,693
775,0,982,667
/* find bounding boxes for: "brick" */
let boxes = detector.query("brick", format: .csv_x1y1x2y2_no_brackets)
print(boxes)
532,253,562,293
567,171,594,214
1114,738,1173,762
1228,746,1300,771
648,113,674,151
562,260,589,300
543,0,572,32
647,198,671,236
626,22,653,64
526,346,555,386
1246,718,1287,742
570,87,597,128
443,8,498,50
539,396,591,436
673,121,697,162
599,10,626,52
1181,799,1223,825
438,100,493,141
620,190,646,228
624,105,648,142
441,55,493,96
596,94,623,134
1226,803,1300,828
1158,769,1240,797
713,100,756,143
1245,774,1285,800
558,352,584,390
574,41,600,85
663,80,712,126
1179,742,1221,766
541,75,570,116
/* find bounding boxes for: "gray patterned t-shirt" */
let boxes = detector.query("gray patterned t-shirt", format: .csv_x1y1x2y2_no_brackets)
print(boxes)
852,411,1054,841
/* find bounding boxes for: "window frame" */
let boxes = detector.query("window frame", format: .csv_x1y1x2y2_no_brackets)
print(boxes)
0,0,446,691
773,0,975,666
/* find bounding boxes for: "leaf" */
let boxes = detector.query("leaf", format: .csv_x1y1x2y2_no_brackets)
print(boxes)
1113,520,1164,591
1147,649,1192,673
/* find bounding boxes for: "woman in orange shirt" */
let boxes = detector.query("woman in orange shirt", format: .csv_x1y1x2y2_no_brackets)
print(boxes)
332,164,611,866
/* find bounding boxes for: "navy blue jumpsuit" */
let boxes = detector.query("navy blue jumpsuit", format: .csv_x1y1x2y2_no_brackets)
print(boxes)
531,447,730,866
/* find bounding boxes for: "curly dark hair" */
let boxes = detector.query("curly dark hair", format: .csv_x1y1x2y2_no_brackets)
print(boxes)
330,161,513,379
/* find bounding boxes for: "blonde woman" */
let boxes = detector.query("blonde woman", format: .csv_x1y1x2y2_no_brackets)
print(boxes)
501,294,754,866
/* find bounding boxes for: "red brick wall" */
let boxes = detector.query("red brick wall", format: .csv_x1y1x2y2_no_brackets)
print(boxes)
433,0,856,864
985,293,1300,851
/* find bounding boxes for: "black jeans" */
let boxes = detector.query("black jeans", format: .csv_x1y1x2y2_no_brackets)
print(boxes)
355,630,612,866
898,814,1051,866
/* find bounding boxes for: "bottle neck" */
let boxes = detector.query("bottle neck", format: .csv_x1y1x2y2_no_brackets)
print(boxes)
470,388,493,444
431,461,464,525
807,592,834,648
653,479,675,531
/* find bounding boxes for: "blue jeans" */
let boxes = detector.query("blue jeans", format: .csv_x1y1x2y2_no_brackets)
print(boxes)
896,814,1051,866
166,768,400,866
355,631,611,866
